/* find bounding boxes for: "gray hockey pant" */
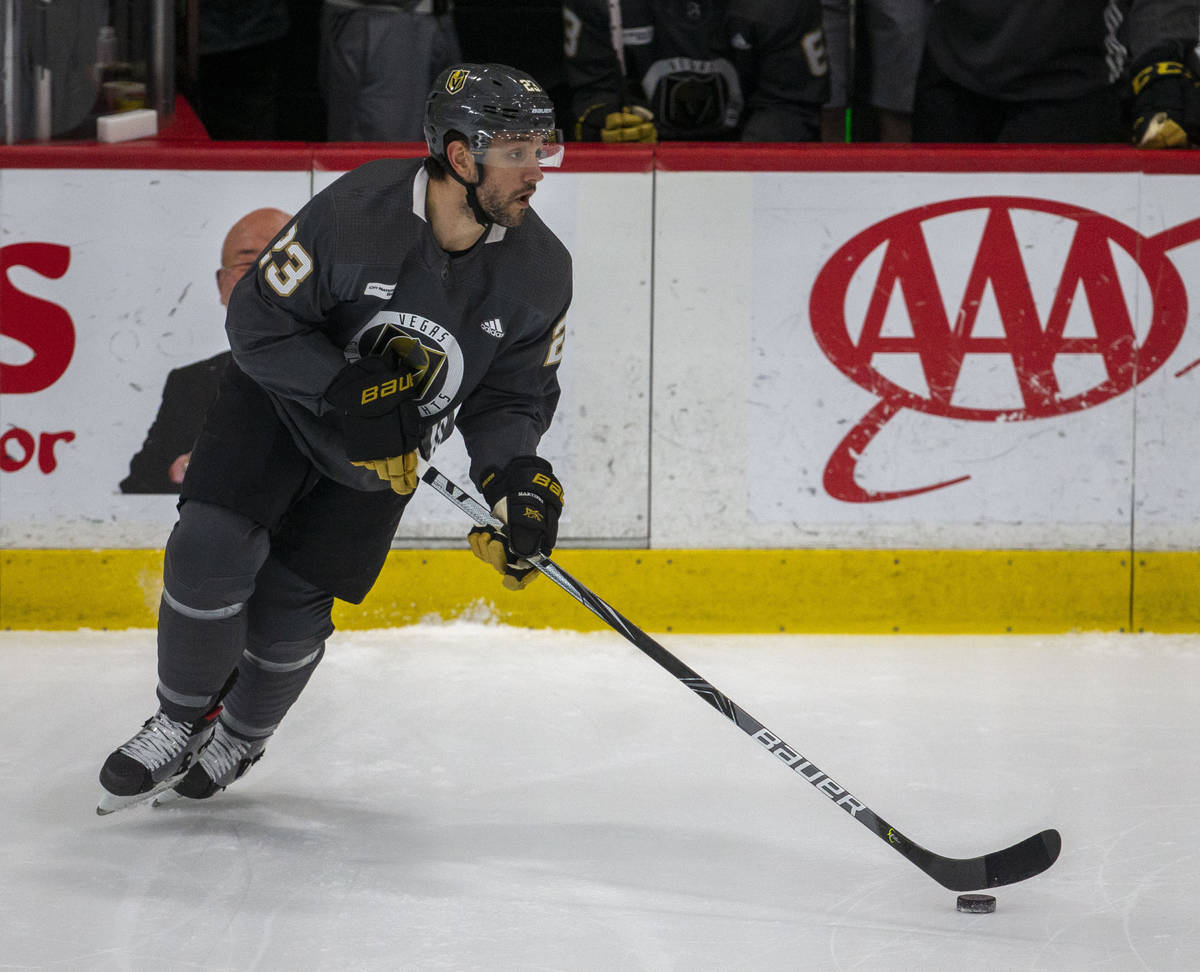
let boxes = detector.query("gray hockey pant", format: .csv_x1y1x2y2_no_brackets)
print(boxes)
156,500,334,743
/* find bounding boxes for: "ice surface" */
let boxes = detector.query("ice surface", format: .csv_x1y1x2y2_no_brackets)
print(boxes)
2,626,1197,971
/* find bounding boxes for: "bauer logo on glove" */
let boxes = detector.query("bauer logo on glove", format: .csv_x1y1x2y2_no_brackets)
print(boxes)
323,343,429,494
358,370,417,406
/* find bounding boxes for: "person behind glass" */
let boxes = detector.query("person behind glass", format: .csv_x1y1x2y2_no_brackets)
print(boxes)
820,0,932,142
97,64,572,814
119,209,292,494
908,0,1200,146
320,0,462,140
563,0,830,142
195,1,291,140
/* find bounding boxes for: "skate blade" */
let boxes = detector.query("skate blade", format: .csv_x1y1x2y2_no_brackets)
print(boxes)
96,775,183,816
152,788,186,808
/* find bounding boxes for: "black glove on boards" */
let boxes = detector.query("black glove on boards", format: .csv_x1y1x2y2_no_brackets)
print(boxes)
468,456,564,590
1129,43,1200,148
575,102,657,142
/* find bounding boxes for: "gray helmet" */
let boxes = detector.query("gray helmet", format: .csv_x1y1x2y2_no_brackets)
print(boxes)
423,63,557,164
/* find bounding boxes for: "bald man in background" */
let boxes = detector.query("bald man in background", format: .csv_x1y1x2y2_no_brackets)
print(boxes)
121,208,292,494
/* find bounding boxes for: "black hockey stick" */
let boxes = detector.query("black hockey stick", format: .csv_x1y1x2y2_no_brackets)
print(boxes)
420,465,1061,892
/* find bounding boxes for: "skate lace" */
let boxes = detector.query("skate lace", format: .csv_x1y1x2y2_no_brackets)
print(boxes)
118,712,194,770
201,727,257,779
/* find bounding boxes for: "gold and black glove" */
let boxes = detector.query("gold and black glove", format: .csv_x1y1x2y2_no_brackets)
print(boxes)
323,344,428,495
469,456,564,590
575,102,657,143
1129,43,1200,148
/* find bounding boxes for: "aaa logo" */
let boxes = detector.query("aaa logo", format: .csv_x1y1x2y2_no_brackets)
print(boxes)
809,197,1200,502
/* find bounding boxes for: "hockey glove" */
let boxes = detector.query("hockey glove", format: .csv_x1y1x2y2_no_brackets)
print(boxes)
1129,43,1200,148
468,456,564,590
575,102,657,143
323,344,428,495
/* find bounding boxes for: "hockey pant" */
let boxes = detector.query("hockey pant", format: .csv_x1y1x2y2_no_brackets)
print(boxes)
156,500,334,744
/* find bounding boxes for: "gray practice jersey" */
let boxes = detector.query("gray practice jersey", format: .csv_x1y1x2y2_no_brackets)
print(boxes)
224,157,572,491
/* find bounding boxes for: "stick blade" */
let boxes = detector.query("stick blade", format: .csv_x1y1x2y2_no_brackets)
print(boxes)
926,828,1061,892
983,828,1062,889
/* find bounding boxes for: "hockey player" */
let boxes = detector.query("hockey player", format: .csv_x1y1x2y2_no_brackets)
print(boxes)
910,0,1200,146
562,0,830,142
97,63,572,813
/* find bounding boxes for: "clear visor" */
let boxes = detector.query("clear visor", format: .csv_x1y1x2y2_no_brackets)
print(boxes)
481,130,565,168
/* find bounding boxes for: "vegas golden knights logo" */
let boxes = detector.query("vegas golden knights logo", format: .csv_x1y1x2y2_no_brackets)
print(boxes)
346,312,466,420
445,69,469,94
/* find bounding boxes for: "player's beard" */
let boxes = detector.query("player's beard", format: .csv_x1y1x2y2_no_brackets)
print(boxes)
476,176,536,228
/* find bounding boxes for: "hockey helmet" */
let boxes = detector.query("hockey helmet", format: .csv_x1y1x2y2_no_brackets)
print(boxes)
424,63,564,169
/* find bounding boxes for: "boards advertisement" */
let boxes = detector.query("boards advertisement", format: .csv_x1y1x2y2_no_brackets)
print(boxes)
3,149,1198,553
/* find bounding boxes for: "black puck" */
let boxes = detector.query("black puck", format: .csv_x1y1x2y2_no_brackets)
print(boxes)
956,893,997,913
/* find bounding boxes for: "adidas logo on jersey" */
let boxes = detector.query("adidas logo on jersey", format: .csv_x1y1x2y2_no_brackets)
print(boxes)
480,317,504,338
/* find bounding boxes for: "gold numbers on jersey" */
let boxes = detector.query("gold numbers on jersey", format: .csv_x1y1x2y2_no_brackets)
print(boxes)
544,316,566,366
259,224,314,297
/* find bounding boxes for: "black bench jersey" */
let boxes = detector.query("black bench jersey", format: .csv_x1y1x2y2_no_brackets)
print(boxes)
925,0,1200,101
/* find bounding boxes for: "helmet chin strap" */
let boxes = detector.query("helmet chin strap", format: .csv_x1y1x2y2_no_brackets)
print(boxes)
447,158,493,229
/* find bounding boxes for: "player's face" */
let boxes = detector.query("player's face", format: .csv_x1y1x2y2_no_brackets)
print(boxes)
475,134,556,227
476,161,542,227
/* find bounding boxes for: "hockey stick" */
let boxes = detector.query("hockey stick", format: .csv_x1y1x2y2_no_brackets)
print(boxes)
420,465,1061,892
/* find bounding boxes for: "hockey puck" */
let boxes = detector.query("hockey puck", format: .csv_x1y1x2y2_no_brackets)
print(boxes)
956,893,997,914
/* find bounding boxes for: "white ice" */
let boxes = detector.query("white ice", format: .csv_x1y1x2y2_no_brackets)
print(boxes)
2,625,1198,971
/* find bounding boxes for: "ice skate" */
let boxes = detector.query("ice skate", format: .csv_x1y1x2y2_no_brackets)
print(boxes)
96,705,222,815
155,719,266,805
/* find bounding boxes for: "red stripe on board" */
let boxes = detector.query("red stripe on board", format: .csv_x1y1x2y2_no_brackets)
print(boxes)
655,142,1200,174
312,143,428,172
0,143,315,171
558,143,655,173
0,141,655,173
2,140,1196,175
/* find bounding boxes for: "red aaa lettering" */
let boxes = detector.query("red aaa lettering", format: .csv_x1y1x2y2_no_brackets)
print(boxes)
810,198,1195,502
